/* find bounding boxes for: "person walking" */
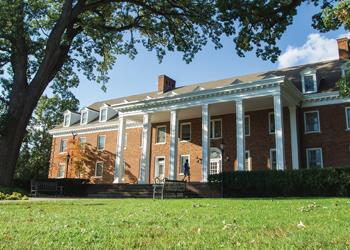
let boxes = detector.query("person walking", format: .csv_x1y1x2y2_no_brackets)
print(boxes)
183,159,190,182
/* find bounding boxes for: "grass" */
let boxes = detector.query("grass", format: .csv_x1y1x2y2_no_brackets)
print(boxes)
0,198,350,249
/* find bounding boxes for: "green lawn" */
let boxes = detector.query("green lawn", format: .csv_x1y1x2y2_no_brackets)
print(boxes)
1,198,350,249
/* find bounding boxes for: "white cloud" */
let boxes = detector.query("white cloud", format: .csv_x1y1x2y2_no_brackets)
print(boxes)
277,33,346,68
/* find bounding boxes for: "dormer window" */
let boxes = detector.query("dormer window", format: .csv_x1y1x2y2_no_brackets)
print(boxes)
341,62,350,77
81,111,88,125
100,108,107,122
300,68,317,94
63,113,70,127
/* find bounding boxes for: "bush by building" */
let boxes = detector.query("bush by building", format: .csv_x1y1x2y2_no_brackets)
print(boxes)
208,168,350,197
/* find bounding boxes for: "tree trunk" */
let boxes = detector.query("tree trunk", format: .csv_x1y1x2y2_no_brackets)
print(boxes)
0,94,35,186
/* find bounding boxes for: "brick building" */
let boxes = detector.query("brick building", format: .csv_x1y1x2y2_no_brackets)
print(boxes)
49,37,350,184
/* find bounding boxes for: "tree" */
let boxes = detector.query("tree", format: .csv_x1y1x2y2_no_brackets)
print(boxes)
312,0,350,96
15,93,79,180
0,0,345,186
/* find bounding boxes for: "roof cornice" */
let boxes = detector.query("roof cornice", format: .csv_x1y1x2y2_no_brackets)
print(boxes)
113,76,286,113
302,91,350,107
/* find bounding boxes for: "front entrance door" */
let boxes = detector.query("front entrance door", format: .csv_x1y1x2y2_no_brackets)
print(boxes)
155,157,165,179
209,147,222,175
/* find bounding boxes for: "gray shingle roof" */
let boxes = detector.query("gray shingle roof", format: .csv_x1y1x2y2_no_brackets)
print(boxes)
88,59,345,110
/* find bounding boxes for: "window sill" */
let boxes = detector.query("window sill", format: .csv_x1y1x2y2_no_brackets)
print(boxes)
93,176,103,179
210,137,222,140
59,152,67,155
155,142,166,145
180,140,191,143
304,131,321,135
303,91,318,95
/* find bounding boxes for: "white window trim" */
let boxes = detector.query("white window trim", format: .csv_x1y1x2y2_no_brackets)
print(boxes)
79,137,86,150
97,135,106,151
80,110,88,125
245,150,251,171
210,118,222,139
268,112,275,134
94,161,104,178
341,62,350,77
179,154,190,176
59,139,68,154
156,125,167,144
306,148,324,169
304,110,321,134
301,68,317,94
180,122,191,142
245,115,250,136
140,131,143,148
124,133,128,149
99,108,108,122
63,113,70,127
345,107,350,130
57,163,65,178
154,156,166,178
269,148,276,170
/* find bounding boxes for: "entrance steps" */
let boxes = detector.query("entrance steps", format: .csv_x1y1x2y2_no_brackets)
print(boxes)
86,182,221,198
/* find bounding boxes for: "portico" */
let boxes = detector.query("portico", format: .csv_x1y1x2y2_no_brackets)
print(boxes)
113,76,303,184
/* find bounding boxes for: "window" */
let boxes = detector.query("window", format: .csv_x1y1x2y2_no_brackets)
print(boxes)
97,135,106,150
63,113,70,127
95,162,103,177
59,139,67,153
57,163,65,178
79,137,86,150
155,157,165,178
156,126,166,144
81,111,88,124
269,149,277,170
245,115,250,136
140,131,143,148
124,133,127,149
100,108,108,122
210,119,222,139
179,155,190,175
346,107,350,130
341,62,350,77
268,112,275,134
301,68,317,94
244,150,251,171
180,123,191,141
306,148,323,168
303,75,317,93
304,111,320,133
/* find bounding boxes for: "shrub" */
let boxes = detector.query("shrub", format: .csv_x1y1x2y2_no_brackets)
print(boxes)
208,168,350,197
0,191,28,200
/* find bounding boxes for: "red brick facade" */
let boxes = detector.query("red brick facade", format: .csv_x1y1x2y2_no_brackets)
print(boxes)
49,103,350,184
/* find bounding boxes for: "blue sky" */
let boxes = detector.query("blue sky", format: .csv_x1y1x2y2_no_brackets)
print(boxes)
72,3,347,108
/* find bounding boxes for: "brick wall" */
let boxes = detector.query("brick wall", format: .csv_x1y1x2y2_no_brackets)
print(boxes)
49,104,350,184
300,104,350,168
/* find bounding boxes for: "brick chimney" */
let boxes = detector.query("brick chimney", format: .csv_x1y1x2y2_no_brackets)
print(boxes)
337,37,350,60
158,75,176,93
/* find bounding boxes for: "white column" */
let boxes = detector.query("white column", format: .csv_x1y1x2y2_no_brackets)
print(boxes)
274,94,285,170
169,110,179,180
236,99,245,171
289,106,299,170
139,113,152,183
114,116,126,183
201,104,210,182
